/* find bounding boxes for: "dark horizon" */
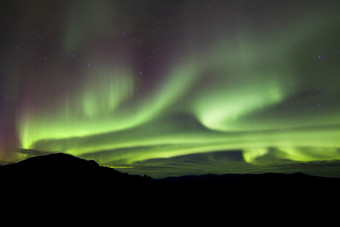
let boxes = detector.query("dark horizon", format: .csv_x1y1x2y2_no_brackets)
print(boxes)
3,152,339,221
12,148,340,179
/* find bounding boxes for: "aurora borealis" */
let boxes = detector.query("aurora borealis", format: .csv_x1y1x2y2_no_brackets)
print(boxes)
2,0,340,178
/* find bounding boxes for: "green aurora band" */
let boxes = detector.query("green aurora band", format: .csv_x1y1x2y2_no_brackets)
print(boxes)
18,10,340,170
2,0,340,177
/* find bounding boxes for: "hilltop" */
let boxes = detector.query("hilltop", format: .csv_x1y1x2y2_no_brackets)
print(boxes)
1,153,339,221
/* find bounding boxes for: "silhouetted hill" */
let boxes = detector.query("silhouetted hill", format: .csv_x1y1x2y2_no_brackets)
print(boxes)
1,153,155,220
1,153,340,222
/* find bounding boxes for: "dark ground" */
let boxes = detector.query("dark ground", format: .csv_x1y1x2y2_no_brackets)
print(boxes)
1,153,339,223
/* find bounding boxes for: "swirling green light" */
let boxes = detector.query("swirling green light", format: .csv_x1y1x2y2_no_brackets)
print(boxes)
16,7,340,175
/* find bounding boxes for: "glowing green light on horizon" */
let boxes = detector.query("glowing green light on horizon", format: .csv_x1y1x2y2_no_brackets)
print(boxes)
17,11,340,169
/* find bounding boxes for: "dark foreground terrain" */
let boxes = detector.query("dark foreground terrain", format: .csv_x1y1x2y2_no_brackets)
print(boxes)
1,153,340,222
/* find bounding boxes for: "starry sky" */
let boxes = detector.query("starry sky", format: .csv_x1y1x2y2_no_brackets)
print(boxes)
1,0,340,178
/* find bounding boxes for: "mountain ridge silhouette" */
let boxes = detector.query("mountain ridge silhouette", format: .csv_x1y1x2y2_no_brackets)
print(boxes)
2,153,340,221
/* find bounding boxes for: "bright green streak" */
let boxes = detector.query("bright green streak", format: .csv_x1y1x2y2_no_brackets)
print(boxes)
17,12,340,168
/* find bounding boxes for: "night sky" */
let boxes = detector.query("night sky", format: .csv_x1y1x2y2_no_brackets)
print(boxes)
1,0,340,178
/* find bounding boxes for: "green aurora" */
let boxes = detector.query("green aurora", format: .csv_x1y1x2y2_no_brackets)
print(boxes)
2,0,340,178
